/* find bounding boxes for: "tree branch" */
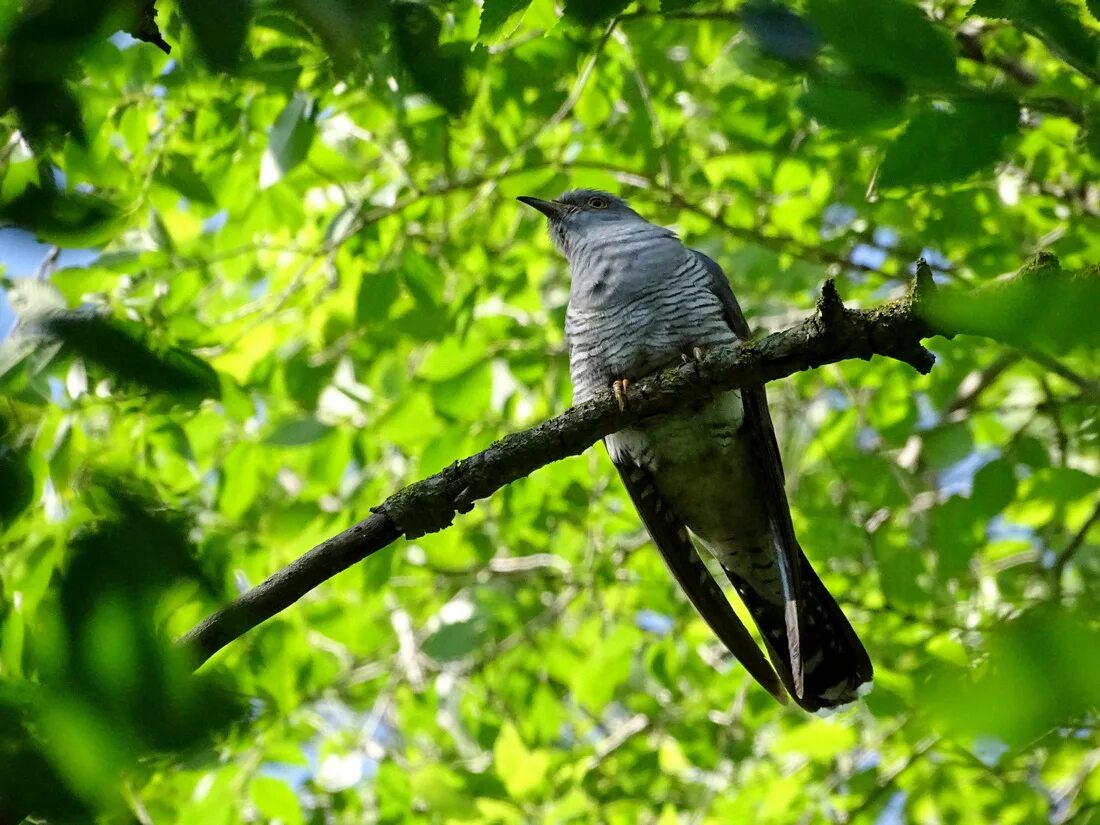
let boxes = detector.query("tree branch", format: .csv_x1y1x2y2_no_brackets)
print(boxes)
128,0,171,54
181,271,944,666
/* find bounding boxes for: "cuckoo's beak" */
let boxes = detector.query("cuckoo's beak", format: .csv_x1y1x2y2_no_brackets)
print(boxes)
517,196,566,220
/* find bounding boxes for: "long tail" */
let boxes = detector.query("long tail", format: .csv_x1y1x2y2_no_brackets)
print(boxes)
725,550,872,711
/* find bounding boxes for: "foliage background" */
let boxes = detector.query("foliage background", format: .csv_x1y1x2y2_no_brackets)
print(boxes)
1,0,1099,822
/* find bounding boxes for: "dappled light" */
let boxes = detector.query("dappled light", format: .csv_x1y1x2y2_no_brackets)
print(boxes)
1,0,1098,822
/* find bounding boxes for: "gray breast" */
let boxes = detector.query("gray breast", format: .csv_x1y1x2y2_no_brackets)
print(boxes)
565,251,736,404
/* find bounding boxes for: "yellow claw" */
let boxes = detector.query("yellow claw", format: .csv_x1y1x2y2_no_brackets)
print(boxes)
612,378,630,411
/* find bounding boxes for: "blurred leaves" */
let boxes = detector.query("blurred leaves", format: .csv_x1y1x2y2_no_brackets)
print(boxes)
878,97,1020,188
563,0,633,26
740,2,821,64
922,254,1100,350
0,0,118,144
970,0,1100,81
180,0,255,72
37,311,221,402
0,481,241,819
480,0,535,42
807,0,958,82
0,444,36,527
262,94,318,188
0,185,124,247
0,0,1099,822
800,69,906,131
926,607,1100,746
391,3,472,116
494,723,551,799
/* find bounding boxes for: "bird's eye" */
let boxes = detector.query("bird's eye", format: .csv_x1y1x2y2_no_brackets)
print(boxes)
587,196,608,209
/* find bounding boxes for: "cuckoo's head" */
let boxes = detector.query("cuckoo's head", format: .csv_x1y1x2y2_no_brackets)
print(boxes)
518,188,644,254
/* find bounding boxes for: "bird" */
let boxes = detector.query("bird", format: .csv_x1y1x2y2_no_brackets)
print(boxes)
518,188,872,711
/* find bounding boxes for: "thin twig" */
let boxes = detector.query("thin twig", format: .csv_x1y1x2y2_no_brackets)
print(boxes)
614,28,671,188
1024,350,1100,402
842,736,940,822
1052,500,1100,579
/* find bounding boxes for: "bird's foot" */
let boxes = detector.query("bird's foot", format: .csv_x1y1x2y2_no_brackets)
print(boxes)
681,345,706,364
612,378,630,411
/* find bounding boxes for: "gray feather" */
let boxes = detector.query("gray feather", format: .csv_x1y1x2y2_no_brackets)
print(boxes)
521,189,873,709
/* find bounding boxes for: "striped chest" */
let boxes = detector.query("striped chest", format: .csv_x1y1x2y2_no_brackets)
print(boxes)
565,274,736,403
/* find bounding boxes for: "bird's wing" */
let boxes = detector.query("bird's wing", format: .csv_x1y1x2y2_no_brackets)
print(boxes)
691,248,806,701
611,453,787,704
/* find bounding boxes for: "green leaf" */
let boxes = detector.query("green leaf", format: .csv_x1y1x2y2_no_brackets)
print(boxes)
6,82,86,146
970,0,1100,80
1082,105,1100,160
261,94,317,188
741,2,820,64
920,259,1100,350
494,723,551,800
0,444,36,527
265,417,332,446
772,717,857,761
925,607,1100,746
877,97,1019,188
180,0,254,72
921,423,973,469
160,154,217,205
1029,466,1100,505
807,0,958,82
40,313,220,403
391,3,470,116
799,70,907,131
250,776,303,825
562,0,633,25
570,625,637,711
0,185,123,246
972,459,1017,516
422,605,490,662
0,714,93,825
479,0,533,43
876,535,928,605
410,765,478,817
356,269,401,325
400,250,445,309
930,495,984,580
0,1,118,144
430,362,493,420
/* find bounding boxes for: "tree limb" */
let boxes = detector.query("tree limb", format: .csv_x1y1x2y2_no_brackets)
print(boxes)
128,0,171,54
181,269,943,666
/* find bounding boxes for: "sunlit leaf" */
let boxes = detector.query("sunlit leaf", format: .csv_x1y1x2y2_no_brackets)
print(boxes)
494,723,551,799
261,94,317,188
970,0,1100,80
479,0,534,42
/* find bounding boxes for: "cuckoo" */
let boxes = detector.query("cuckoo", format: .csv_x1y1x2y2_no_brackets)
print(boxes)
519,189,872,711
